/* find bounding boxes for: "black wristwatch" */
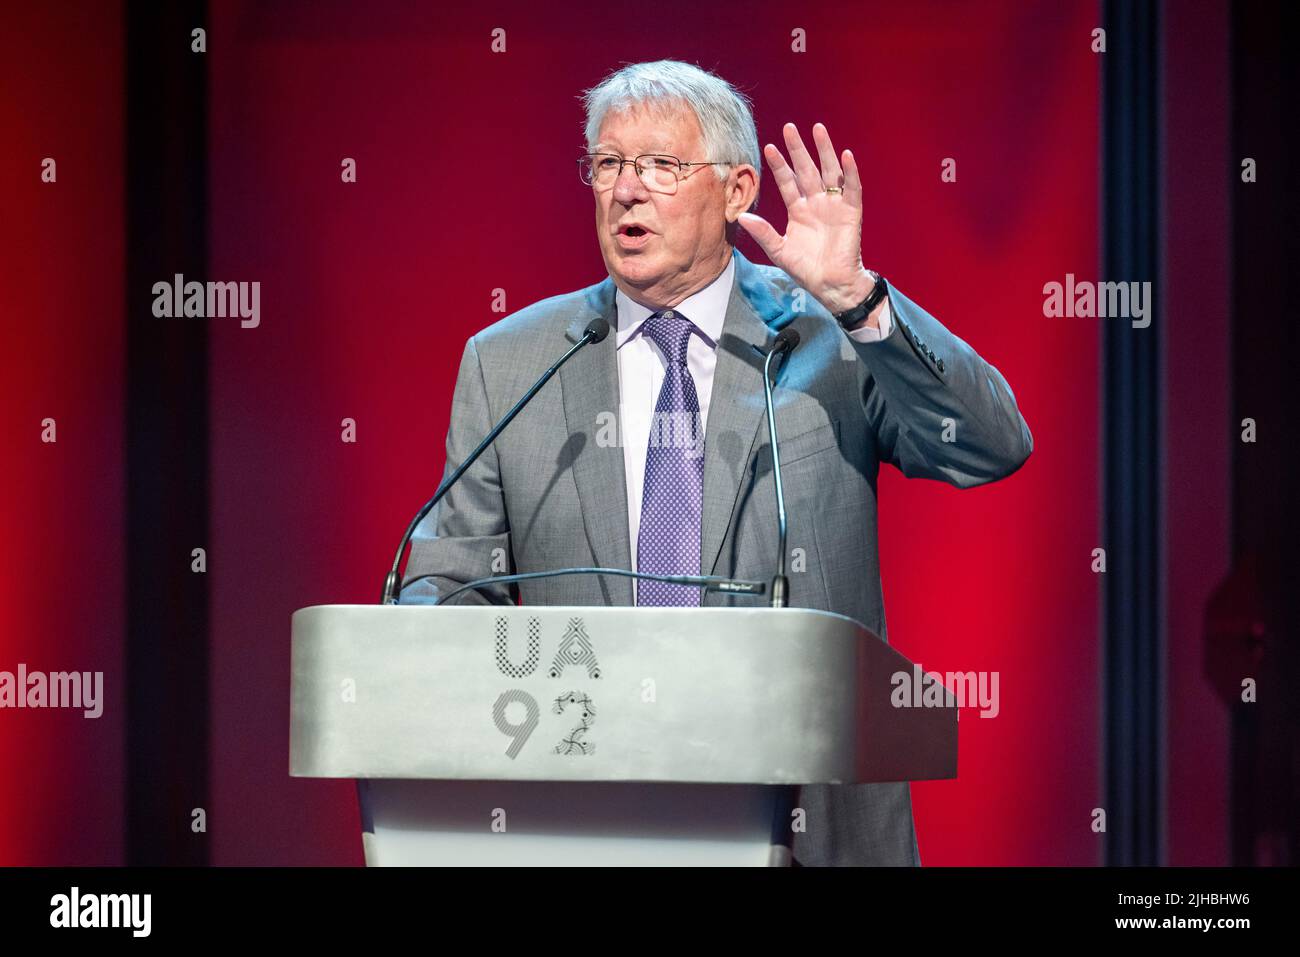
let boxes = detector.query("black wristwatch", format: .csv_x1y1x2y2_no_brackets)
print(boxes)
833,270,888,329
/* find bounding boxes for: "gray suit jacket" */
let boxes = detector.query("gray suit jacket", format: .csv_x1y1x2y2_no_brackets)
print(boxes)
401,247,1032,866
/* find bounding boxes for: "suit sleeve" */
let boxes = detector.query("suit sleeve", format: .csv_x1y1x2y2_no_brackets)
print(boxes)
398,335,517,605
847,282,1033,488
844,298,893,342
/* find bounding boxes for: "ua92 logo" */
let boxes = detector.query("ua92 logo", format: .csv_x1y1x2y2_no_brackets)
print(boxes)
492,690,540,759
493,616,603,758
492,689,596,759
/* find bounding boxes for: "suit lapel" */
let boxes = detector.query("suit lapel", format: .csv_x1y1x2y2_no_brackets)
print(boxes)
700,249,787,576
561,279,633,603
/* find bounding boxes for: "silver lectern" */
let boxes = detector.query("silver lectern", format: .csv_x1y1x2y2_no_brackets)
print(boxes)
290,605,956,866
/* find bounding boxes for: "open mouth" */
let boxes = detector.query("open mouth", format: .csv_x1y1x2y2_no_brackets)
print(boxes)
616,225,653,248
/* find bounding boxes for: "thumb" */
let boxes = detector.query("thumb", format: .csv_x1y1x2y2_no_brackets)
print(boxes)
737,212,782,262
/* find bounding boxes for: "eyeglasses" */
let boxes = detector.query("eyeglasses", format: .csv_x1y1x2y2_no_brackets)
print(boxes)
578,152,735,194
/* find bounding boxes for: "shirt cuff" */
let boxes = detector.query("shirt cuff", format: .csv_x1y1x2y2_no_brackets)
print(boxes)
844,298,893,343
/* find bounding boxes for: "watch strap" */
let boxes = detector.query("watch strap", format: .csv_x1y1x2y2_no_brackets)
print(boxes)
834,271,888,328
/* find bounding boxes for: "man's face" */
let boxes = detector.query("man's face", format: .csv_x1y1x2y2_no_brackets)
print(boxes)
591,103,749,309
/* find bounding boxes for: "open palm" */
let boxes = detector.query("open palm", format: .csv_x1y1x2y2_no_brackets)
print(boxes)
737,122,869,313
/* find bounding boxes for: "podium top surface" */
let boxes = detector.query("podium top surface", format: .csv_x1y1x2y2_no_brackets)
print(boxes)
289,605,955,785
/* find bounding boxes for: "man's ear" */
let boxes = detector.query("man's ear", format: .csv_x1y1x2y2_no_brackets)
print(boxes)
723,164,760,223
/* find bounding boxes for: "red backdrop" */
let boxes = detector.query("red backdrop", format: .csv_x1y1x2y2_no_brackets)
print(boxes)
205,0,1100,865
0,2,126,865
0,0,1106,867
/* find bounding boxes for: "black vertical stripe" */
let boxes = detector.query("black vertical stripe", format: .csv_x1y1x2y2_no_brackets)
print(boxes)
1101,0,1164,866
124,0,210,865
1228,0,1300,866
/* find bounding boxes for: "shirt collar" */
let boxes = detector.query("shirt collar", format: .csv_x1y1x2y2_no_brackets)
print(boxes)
614,253,735,351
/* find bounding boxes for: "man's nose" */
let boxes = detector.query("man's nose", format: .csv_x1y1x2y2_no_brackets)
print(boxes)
612,162,650,205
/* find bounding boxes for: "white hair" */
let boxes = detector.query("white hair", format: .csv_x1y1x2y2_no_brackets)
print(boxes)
579,59,761,210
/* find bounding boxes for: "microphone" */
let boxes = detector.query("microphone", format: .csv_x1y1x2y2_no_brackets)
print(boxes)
761,327,800,608
379,317,611,604
408,566,767,607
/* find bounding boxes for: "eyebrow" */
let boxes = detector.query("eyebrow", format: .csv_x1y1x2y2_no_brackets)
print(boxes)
593,142,677,154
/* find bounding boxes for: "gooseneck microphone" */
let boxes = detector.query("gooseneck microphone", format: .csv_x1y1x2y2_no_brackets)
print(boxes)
761,327,801,608
379,317,610,604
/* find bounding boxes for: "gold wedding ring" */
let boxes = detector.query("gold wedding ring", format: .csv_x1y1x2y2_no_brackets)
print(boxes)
824,186,843,194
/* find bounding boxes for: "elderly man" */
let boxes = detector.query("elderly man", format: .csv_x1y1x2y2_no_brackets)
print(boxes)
401,59,1032,866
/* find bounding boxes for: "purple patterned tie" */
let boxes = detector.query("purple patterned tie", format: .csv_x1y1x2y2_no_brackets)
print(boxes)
636,309,705,606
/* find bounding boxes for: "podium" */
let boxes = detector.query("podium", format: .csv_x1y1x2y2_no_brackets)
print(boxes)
290,605,956,866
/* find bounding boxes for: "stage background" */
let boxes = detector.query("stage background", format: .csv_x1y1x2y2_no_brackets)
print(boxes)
5,0,1268,867
1,2,126,865
204,0,1098,865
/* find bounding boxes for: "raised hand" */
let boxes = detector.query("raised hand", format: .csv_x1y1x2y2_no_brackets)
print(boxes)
737,122,876,316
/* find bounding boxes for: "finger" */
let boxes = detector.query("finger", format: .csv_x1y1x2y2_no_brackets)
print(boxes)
842,148,863,207
736,211,783,260
812,123,845,188
782,122,823,197
763,142,804,207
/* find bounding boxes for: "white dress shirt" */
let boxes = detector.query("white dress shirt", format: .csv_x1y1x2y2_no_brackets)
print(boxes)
615,254,893,599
